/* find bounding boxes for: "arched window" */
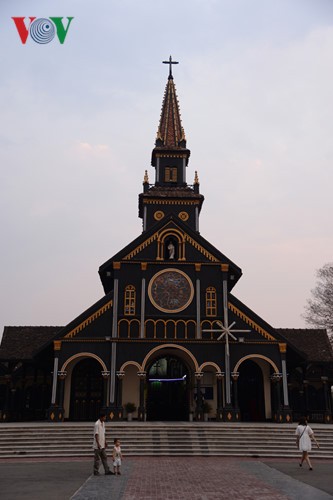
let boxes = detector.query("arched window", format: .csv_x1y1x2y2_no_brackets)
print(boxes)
206,287,217,317
124,285,136,315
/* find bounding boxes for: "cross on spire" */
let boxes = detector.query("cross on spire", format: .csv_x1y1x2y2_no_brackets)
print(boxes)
163,55,179,79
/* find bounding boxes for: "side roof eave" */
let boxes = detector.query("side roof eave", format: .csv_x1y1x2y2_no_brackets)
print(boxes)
0,326,63,362
276,328,333,363
54,291,114,341
229,293,279,342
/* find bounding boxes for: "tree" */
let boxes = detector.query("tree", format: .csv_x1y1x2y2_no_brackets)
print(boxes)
303,263,333,338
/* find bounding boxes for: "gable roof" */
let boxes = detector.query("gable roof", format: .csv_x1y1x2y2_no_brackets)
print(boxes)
0,326,62,361
277,328,333,363
99,215,242,292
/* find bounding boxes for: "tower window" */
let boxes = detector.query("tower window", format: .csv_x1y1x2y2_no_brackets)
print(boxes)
165,167,177,182
206,287,217,317
124,285,136,315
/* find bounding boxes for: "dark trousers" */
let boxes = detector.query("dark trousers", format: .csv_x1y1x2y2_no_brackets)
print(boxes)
93,448,110,473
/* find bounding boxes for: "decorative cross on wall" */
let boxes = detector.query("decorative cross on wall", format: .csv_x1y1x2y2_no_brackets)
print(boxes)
202,279,250,406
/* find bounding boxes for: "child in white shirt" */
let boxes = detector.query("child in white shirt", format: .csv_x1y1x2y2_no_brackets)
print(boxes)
112,438,122,475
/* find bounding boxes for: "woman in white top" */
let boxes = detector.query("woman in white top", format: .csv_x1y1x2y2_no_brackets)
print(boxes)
295,417,319,470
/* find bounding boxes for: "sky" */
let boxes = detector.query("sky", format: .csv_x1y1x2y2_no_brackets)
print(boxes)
1,0,333,342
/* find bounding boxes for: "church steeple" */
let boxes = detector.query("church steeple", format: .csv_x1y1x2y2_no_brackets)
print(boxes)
156,57,186,149
151,57,190,187
139,58,204,233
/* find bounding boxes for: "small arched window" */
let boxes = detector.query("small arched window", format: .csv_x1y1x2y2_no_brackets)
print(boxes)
124,285,136,315
165,167,177,182
206,287,217,317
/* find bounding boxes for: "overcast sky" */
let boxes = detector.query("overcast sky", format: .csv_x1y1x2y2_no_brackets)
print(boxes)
1,0,333,341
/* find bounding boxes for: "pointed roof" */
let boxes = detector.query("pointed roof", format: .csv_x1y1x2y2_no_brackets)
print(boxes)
156,76,186,148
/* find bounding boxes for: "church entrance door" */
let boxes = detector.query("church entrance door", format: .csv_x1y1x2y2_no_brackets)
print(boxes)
146,356,189,421
238,359,266,421
70,358,103,421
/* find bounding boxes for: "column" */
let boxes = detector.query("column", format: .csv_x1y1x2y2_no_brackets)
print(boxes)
278,343,292,423
48,341,63,422
195,372,204,421
231,372,240,410
271,373,282,422
55,371,66,421
303,380,309,416
51,357,59,405
143,206,147,231
109,343,117,407
321,376,332,424
140,264,147,338
279,344,289,407
138,371,146,421
298,384,305,415
116,371,125,420
109,263,120,411
111,267,119,340
10,387,17,419
216,372,224,421
2,375,11,421
221,265,231,408
195,207,199,232
195,264,201,339
101,371,110,409
156,157,160,183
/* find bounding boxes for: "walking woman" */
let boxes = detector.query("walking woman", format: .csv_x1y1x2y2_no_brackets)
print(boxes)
295,417,320,470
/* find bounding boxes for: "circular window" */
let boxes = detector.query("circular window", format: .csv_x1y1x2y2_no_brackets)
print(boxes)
154,211,165,221
148,269,194,313
178,211,189,221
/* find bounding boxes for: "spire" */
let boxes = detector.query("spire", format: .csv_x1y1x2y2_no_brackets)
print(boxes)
143,170,149,183
156,57,186,149
194,171,200,194
140,61,205,233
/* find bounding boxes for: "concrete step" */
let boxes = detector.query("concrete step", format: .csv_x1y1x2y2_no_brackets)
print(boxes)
0,422,332,459
0,451,332,459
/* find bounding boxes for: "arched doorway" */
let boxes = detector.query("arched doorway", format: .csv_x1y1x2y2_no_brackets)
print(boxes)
146,355,189,421
238,359,266,421
70,358,103,421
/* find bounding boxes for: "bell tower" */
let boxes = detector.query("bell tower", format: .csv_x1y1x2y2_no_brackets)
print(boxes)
139,57,204,232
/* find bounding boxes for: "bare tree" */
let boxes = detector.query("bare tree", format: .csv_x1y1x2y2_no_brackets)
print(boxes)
303,263,333,338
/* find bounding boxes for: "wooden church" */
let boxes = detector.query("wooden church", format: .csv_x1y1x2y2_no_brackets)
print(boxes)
1,60,332,424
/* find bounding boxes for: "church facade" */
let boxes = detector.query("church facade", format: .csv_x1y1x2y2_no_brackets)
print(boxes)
1,63,332,424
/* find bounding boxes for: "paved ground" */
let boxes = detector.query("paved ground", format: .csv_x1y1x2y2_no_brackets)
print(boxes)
0,457,332,500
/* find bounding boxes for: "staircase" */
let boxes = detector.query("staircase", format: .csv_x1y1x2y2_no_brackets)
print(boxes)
0,422,332,459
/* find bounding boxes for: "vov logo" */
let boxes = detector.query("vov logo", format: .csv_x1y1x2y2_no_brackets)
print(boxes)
12,17,74,44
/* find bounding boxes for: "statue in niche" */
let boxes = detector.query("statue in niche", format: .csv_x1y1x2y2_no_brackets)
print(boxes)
167,241,175,260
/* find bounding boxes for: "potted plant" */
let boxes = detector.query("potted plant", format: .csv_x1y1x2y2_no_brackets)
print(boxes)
202,401,212,422
124,402,136,421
